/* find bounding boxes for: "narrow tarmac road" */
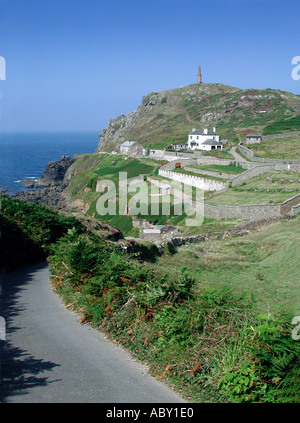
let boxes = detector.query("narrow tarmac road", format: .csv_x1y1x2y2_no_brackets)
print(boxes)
0,262,185,403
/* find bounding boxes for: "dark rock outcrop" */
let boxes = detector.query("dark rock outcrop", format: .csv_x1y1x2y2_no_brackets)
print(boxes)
11,155,75,207
11,184,66,207
37,155,74,187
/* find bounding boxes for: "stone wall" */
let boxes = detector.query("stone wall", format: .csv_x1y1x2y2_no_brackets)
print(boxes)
159,169,228,192
160,157,252,171
274,163,300,172
184,166,234,179
291,203,300,216
159,158,198,171
162,159,274,188
230,164,276,187
147,174,300,222
203,203,282,220
201,192,300,220
262,131,300,142
157,158,270,191
237,144,300,166
280,193,300,215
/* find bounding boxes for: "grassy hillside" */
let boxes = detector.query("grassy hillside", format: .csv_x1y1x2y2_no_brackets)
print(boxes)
248,136,300,160
263,114,300,135
48,216,300,403
62,152,300,237
3,183,299,403
207,171,300,205
96,83,300,151
62,153,165,235
149,216,300,317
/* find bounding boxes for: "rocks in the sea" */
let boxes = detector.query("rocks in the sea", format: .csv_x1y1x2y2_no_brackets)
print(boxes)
11,155,75,207
23,181,35,188
36,155,74,187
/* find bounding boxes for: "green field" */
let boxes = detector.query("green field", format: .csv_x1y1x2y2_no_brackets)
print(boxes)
249,136,300,160
207,171,300,205
63,154,160,235
187,163,245,175
149,216,300,317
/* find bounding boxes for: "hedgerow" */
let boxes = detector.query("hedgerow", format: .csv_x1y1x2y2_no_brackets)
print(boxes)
48,230,300,403
2,196,299,402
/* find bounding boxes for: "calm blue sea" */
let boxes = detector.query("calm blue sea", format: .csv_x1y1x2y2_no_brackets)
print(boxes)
0,131,99,193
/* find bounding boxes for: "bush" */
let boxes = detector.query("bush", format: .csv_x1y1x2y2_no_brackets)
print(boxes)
40,208,300,403
217,315,300,402
0,195,84,271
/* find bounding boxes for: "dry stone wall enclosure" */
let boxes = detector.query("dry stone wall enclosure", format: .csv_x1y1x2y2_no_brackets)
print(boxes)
230,164,276,187
152,154,300,221
262,131,300,142
159,169,228,191
237,144,300,168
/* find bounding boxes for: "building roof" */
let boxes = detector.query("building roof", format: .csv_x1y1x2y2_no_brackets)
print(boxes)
143,229,161,234
189,129,218,136
201,139,222,146
246,135,262,138
120,141,136,147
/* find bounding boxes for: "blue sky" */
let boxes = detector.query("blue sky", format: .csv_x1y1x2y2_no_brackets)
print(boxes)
0,0,299,132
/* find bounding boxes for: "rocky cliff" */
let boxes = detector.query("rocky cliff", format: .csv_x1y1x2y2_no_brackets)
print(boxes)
96,82,300,152
37,155,74,187
12,155,75,207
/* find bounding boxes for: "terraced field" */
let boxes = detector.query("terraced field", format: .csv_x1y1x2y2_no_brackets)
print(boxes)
207,171,300,205
249,136,300,160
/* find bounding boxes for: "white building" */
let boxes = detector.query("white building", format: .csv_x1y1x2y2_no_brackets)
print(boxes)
119,141,144,156
245,135,262,145
160,184,171,195
187,128,223,151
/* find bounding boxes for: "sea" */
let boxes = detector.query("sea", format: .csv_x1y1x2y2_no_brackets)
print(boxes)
0,131,100,193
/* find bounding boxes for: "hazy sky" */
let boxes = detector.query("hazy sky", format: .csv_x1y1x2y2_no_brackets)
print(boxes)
0,0,299,132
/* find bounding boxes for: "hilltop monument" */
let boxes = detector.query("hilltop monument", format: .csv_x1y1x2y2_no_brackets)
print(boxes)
197,65,202,83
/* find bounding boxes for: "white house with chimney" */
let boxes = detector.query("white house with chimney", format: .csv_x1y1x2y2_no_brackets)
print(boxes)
187,127,223,151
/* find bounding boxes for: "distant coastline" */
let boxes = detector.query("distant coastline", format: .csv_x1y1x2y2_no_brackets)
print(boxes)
0,131,99,193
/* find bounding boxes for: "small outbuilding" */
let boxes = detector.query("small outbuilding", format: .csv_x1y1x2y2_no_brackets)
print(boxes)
119,141,144,156
160,184,171,195
245,135,262,145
